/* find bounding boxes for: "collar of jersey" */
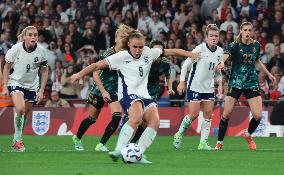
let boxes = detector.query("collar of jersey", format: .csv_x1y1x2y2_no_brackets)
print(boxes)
128,50,141,59
206,42,217,53
23,42,37,53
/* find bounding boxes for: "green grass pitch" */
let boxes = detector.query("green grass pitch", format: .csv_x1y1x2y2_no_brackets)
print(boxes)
0,136,283,175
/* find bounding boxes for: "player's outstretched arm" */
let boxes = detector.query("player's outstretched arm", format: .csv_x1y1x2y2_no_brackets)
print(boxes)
164,49,200,60
256,59,276,83
71,59,109,83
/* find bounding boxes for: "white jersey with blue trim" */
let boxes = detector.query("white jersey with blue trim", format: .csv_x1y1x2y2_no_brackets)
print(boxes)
185,42,223,93
5,42,48,91
106,46,163,100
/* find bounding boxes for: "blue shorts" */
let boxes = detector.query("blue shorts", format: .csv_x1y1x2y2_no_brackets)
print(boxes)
119,94,156,115
8,86,37,102
187,90,215,102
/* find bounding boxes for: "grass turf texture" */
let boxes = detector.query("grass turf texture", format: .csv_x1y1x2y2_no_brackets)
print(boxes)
0,136,283,175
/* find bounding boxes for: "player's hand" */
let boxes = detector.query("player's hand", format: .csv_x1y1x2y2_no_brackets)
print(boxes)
190,52,201,61
70,73,80,83
168,89,175,95
102,91,111,103
177,82,185,95
1,86,9,96
216,61,224,71
268,73,277,84
36,89,45,104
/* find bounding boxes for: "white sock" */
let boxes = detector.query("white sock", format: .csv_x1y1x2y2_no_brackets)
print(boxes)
178,115,192,135
114,123,134,152
200,119,211,143
13,112,24,143
138,127,157,153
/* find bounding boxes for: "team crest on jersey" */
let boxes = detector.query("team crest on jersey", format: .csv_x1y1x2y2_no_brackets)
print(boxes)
217,56,221,61
34,57,39,62
32,111,50,135
253,48,256,53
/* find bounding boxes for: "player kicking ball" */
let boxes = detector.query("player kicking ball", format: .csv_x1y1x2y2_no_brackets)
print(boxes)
71,30,199,163
173,24,223,150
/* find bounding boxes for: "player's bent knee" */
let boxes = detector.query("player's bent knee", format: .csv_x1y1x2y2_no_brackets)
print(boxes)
88,115,97,124
15,108,25,116
128,116,142,126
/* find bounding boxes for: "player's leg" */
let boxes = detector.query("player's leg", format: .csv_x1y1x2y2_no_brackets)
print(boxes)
96,101,123,152
173,90,201,148
198,100,214,150
72,104,100,151
118,113,128,130
109,101,143,161
130,121,146,143
137,104,159,163
9,87,26,152
215,96,237,150
173,97,200,149
130,92,159,144
244,90,262,150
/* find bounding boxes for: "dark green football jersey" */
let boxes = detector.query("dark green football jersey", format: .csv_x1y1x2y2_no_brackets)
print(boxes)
225,41,260,89
89,46,118,97
147,58,171,101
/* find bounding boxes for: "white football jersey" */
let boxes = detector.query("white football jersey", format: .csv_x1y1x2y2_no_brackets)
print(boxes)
106,46,163,99
5,42,48,91
182,43,223,93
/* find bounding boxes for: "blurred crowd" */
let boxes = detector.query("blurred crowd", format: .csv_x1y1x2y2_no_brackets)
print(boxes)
0,0,284,106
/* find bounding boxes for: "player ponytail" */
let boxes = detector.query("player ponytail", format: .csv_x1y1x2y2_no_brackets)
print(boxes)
17,26,37,43
235,22,252,43
116,24,135,50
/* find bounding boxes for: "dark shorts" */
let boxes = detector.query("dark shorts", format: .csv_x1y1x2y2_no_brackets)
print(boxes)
227,87,260,100
186,90,215,102
8,86,37,102
87,92,118,109
119,94,156,115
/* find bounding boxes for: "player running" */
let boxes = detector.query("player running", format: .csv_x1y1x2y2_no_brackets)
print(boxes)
70,30,199,163
128,39,174,143
72,24,134,151
173,24,223,150
1,26,49,152
215,22,276,150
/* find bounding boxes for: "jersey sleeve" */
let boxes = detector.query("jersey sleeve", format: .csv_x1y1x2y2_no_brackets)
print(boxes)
41,48,48,66
255,42,261,60
150,48,163,61
105,51,125,70
180,58,193,81
5,46,17,64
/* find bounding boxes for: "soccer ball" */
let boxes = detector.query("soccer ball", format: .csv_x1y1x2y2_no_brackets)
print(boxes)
121,143,143,163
